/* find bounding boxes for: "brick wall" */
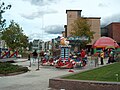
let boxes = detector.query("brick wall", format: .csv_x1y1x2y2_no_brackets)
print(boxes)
86,18,101,45
49,78,120,90
112,23,120,43
107,23,120,43
66,10,81,37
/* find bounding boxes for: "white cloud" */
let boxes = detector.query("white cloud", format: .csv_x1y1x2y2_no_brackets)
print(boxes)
43,25,64,34
98,3,108,7
28,33,62,41
22,0,62,6
21,9,58,20
3,0,120,41
102,13,120,25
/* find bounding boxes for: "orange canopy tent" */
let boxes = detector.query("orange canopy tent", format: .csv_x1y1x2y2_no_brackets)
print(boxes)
92,37,119,48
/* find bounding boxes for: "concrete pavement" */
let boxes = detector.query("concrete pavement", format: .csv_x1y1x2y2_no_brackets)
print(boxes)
0,57,108,90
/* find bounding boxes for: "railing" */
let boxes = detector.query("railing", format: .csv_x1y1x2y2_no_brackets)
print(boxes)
0,50,18,59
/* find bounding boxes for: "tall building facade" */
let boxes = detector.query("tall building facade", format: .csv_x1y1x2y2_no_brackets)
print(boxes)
104,22,120,45
66,10,82,37
32,39,44,51
66,10,101,45
84,17,101,45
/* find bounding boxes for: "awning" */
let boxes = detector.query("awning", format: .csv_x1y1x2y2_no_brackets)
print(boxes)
92,37,119,48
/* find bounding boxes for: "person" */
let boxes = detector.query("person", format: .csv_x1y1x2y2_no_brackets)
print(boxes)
28,53,30,60
81,49,86,59
44,52,49,61
114,53,120,62
107,49,115,63
32,50,38,63
100,50,104,65
81,49,87,66
46,50,50,60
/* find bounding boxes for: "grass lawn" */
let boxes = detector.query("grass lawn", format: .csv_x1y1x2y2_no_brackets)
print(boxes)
63,62,120,82
0,62,29,75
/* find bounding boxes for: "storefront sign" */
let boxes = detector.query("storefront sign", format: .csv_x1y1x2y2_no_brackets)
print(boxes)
67,36,89,41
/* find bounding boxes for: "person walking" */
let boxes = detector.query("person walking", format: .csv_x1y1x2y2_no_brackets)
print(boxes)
32,50,38,63
100,50,104,65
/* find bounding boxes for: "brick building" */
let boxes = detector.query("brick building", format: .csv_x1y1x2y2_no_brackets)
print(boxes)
105,22,120,45
65,10,101,44
64,10,101,51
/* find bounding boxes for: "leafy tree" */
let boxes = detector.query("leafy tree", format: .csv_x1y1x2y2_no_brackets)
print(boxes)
0,1,11,32
1,20,29,50
70,17,95,49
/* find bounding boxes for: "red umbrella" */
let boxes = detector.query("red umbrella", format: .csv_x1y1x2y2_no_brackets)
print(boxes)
93,37,119,48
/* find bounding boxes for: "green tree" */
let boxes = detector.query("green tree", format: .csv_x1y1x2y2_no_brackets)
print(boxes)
1,20,29,50
0,1,11,31
70,17,95,49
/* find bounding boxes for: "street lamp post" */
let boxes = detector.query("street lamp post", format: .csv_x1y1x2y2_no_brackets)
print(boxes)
116,74,119,90
36,57,40,71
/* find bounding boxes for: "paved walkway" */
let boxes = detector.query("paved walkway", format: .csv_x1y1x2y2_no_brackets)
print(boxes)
0,57,108,90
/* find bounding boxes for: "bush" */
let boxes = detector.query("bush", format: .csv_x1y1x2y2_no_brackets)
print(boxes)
0,62,29,75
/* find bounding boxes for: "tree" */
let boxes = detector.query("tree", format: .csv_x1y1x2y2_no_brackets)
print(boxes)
70,17,95,49
1,20,29,50
0,1,11,32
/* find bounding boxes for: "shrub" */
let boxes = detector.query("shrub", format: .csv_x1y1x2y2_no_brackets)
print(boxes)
0,62,29,75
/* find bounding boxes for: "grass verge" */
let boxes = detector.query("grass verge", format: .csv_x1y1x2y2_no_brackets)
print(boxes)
63,62,120,82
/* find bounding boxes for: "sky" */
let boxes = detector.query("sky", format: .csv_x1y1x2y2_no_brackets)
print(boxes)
3,0,120,42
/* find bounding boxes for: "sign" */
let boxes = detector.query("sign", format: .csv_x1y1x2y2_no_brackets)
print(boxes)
67,36,89,41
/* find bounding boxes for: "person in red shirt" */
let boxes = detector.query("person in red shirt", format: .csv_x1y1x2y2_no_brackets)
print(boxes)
81,49,86,58
81,49,87,66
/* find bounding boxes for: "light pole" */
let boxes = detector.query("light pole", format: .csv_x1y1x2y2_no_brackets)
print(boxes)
114,41,117,59
36,56,40,71
116,74,119,90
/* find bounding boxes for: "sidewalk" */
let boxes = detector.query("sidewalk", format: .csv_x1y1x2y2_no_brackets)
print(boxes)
13,57,109,74
0,57,108,90
14,58,28,62
0,58,17,62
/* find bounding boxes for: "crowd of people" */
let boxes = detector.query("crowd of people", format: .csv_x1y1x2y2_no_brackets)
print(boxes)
96,48,118,65
28,48,119,68
28,50,52,64
28,49,88,67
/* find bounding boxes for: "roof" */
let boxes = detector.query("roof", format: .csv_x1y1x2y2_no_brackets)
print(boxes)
83,17,101,19
66,10,82,13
